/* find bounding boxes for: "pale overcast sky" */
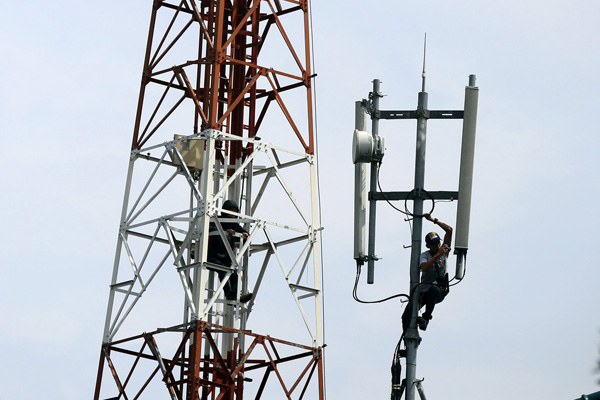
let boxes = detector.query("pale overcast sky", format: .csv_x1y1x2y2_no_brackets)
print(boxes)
1,1,599,399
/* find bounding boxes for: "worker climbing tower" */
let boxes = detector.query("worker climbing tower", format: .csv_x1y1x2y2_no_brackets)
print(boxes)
94,1,324,399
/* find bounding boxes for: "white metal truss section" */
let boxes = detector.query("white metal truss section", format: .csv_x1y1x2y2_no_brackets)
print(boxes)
261,225,318,341
103,129,323,348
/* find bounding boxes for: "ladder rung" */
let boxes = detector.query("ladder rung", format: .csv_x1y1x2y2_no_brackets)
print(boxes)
111,280,134,288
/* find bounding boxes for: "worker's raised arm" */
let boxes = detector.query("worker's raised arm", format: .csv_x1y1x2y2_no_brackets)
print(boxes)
423,213,453,247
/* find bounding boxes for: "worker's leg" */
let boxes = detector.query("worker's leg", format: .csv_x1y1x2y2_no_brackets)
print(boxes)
224,272,239,299
208,258,236,299
421,286,443,320
401,294,422,332
401,298,412,332
208,258,251,302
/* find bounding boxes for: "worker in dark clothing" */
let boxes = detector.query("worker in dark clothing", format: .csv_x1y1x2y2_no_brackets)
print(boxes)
402,213,452,331
207,200,253,303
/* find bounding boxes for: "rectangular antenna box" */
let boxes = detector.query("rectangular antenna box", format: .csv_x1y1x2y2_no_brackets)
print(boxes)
172,134,205,171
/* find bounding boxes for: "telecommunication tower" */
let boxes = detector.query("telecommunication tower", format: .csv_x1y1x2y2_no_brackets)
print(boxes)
353,68,479,399
94,1,324,399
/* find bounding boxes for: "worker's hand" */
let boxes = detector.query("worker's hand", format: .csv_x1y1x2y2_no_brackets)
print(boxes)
242,232,248,239
438,244,450,256
423,213,433,222
226,229,235,236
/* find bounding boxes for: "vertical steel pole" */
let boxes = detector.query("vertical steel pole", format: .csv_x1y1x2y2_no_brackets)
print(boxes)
310,156,324,347
367,79,381,284
102,158,135,342
405,87,429,400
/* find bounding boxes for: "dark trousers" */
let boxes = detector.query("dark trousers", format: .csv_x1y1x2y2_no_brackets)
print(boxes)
208,258,238,299
401,286,444,331
218,270,239,299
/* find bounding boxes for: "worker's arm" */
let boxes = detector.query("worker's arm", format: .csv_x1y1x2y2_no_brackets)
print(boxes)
420,214,453,271
424,213,453,246
420,245,449,271
225,223,248,239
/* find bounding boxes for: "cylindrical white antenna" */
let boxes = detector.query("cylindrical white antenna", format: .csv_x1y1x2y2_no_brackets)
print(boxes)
455,74,479,279
354,101,368,263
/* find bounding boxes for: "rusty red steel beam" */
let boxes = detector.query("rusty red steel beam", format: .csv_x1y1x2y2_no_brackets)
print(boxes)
150,14,194,70
162,328,193,384
139,94,187,149
103,346,130,400
297,359,318,400
95,320,324,399
301,0,314,155
264,0,304,73
131,0,159,150
220,1,261,51
131,0,314,154
265,73,308,151
217,69,264,127
121,339,149,392
145,333,181,399
243,349,315,372
131,365,163,399
288,352,318,395
175,66,209,125
187,320,203,400
94,347,107,400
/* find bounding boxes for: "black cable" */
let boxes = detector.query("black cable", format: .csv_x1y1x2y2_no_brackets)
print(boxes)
352,241,467,305
404,188,436,218
376,162,436,218
447,253,468,286
352,262,409,304
376,162,411,216
390,333,405,400
351,248,460,306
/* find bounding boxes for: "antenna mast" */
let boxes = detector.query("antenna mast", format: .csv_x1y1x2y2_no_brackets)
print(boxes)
352,40,479,399
422,33,427,92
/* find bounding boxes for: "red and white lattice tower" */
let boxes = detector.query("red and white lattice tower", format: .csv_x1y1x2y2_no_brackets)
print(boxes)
94,1,324,398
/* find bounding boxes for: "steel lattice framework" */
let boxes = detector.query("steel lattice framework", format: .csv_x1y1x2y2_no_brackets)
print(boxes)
94,1,324,399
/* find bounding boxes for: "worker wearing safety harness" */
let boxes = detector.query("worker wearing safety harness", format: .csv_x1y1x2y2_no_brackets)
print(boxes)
402,213,453,332
207,200,253,303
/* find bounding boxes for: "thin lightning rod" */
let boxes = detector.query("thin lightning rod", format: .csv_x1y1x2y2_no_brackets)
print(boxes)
421,33,427,92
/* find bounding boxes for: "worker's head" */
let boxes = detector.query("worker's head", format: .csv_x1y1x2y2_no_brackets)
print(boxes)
425,232,441,251
222,200,240,217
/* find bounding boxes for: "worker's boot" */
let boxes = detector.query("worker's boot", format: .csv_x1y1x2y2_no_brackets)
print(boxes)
239,292,253,303
416,314,431,331
225,289,253,303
